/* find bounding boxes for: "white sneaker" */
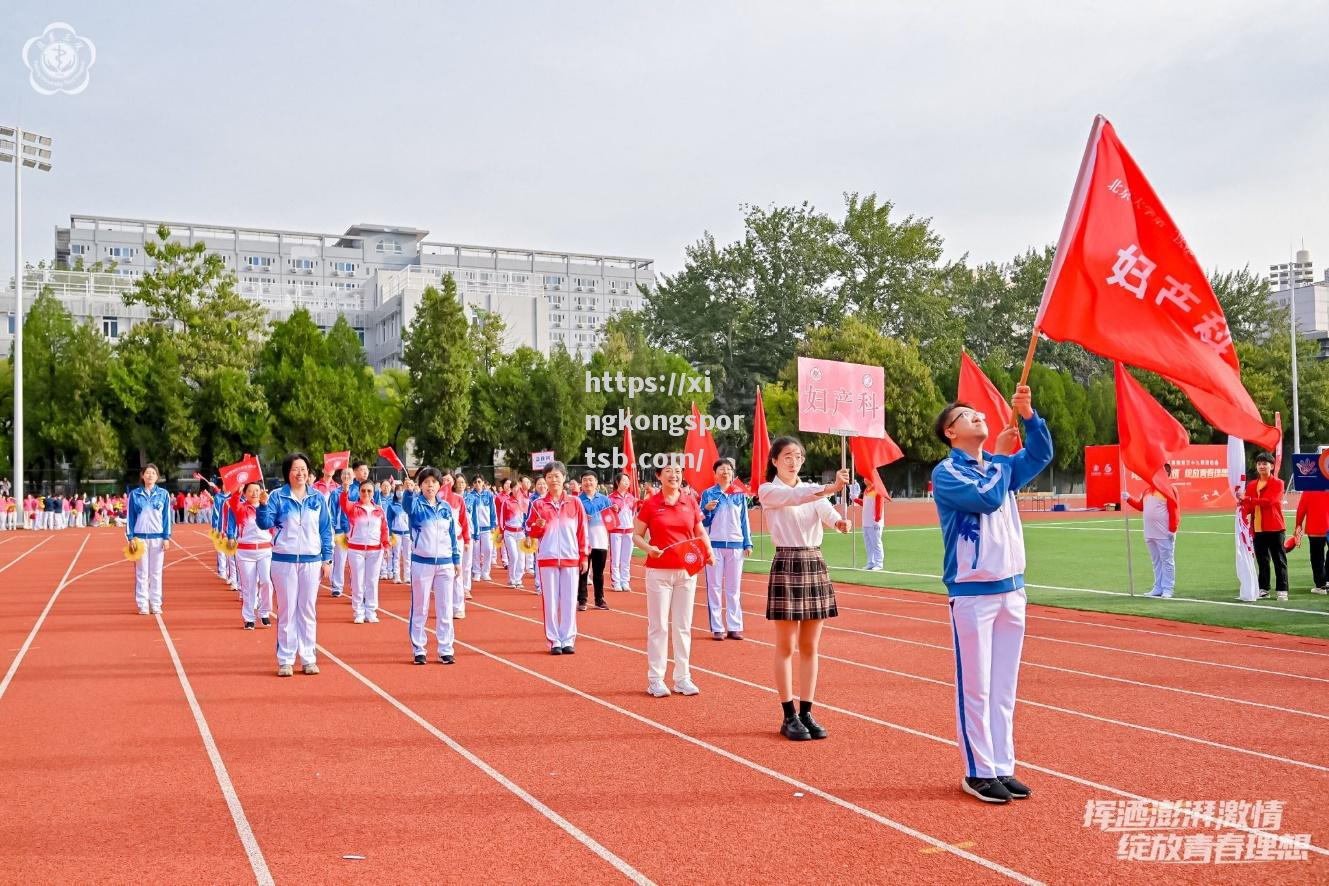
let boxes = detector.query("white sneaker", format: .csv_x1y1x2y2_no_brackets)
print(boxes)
465,591,474,599
646,682,670,698
1311,587,1328,595
137,608,149,616
353,614,365,624
150,607,162,615
454,610,466,619
673,678,700,696
1277,591,1289,601
366,612,380,623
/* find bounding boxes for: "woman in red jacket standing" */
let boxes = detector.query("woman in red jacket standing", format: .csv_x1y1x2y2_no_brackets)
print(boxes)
1293,489,1329,595
1237,452,1288,601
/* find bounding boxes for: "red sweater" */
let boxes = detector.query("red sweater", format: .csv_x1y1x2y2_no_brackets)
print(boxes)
1295,490,1329,537
1241,477,1286,533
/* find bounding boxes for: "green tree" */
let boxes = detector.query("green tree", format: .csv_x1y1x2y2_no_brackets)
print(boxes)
401,277,473,465
456,310,507,467
255,309,339,458
105,324,197,482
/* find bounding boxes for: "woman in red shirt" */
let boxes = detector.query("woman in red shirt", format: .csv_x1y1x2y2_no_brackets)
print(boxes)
1237,452,1288,600
632,462,714,698
1293,489,1329,594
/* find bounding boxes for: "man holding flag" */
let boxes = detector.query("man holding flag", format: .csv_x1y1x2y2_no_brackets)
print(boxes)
931,383,1051,804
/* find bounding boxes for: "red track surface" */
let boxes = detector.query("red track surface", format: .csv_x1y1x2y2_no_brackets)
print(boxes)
2,526,1326,884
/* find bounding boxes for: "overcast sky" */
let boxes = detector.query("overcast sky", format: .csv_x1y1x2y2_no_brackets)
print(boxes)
2,1,1327,285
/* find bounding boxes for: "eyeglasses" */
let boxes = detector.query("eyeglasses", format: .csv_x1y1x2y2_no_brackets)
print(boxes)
777,452,806,463
947,409,986,429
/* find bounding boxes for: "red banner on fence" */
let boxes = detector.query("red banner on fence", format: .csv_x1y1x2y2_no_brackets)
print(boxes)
1085,444,1235,510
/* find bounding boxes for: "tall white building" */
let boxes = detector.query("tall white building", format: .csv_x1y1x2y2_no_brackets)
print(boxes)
1,214,655,365
1268,248,1329,359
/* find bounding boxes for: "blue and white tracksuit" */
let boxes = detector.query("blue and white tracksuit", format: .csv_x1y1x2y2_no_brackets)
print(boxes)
466,489,497,580
932,412,1053,781
211,494,237,582
700,486,751,634
383,495,410,581
127,485,173,613
328,484,351,594
256,485,334,668
404,492,461,659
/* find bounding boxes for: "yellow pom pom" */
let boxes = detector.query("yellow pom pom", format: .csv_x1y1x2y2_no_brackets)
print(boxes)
389,534,399,548
519,536,539,554
335,533,349,550
123,539,145,562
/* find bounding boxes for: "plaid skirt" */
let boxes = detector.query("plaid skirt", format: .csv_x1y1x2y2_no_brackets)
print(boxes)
766,547,838,621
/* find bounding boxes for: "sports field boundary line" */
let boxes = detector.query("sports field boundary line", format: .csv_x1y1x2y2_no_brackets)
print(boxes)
465,597,1329,858
155,613,274,886
0,535,54,576
0,536,88,703
357,600,1046,885
317,645,655,886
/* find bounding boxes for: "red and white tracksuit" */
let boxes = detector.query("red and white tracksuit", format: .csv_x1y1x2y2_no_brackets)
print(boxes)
500,491,529,587
443,490,472,614
340,490,389,620
608,491,638,589
230,491,274,624
525,494,588,650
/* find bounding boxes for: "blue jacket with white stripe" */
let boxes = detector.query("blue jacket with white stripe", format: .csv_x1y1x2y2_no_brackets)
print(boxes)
931,412,1053,597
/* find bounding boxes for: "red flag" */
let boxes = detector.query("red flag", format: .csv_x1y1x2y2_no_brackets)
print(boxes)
219,455,262,494
1274,412,1283,475
323,450,350,476
622,415,639,500
1036,116,1278,450
1115,363,1189,506
378,446,404,472
750,387,771,492
683,402,720,493
657,537,708,576
850,433,903,503
727,478,750,495
958,351,1019,455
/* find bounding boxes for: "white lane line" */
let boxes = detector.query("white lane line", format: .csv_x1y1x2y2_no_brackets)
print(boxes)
317,645,655,886
361,603,1044,885
465,598,1329,858
607,597,1329,773
0,536,88,703
0,535,54,576
155,613,274,886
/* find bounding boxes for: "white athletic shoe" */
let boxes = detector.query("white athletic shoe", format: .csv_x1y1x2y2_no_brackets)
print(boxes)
150,607,162,615
673,679,700,696
1277,591,1289,601
465,591,474,599
454,610,466,619
353,614,365,624
137,608,149,616
646,682,670,698
366,612,380,623
1312,587,1328,595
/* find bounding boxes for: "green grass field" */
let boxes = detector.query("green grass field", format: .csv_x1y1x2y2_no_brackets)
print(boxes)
736,512,1329,641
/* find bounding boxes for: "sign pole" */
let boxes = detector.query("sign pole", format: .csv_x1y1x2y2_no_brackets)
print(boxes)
850,445,858,570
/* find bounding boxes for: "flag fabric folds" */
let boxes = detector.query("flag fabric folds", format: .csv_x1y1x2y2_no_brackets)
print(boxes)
750,387,771,493
1036,116,1279,450
378,446,404,472
1114,363,1188,506
850,433,903,502
683,402,719,493
219,454,263,494
622,414,639,500
323,451,350,476
958,352,1018,455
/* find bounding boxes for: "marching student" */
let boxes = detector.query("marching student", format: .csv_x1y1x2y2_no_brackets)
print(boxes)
1238,453,1289,601
210,483,237,586
932,384,1052,803
378,479,399,581
340,471,390,624
450,472,474,597
1293,488,1329,594
607,473,637,591
495,479,513,570
759,440,851,738
440,471,473,616
577,471,612,611
700,458,752,640
327,466,353,598
403,467,462,665
468,476,498,582
634,461,714,697
526,475,548,593
856,485,886,571
200,488,214,528
386,479,412,583
499,478,530,589
1123,463,1180,598
525,462,588,655
256,452,334,677
127,464,173,616
230,481,274,630
350,459,371,498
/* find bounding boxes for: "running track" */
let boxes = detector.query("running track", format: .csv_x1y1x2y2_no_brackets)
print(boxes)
1,527,1325,884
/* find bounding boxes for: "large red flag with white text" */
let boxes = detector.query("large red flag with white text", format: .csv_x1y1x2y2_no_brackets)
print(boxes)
957,351,1019,455
1115,363,1189,506
1036,116,1279,450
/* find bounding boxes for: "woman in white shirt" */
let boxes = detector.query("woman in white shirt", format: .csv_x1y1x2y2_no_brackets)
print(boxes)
758,437,851,742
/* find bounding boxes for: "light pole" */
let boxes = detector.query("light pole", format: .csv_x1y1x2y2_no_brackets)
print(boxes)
1,126,54,527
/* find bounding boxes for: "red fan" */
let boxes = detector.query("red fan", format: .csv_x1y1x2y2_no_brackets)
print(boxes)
1284,535,1300,553
601,507,621,531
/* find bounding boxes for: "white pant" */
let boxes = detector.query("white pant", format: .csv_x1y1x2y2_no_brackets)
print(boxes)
330,544,347,592
410,561,456,657
133,538,166,612
539,565,578,648
272,559,321,667
948,589,1026,779
610,533,634,588
503,531,526,585
704,547,745,633
236,549,273,623
460,543,473,591
348,548,384,618
215,549,228,577
392,534,411,581
1145,535,1176,596
473,531,495,579
645,568,697,685
863,523,883,569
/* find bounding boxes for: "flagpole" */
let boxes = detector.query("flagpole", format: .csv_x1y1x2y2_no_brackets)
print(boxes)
850,446,858,570
1121,450,1136,597
1289,244,1302,457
